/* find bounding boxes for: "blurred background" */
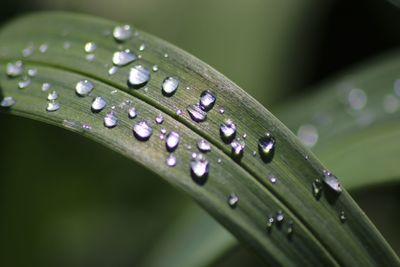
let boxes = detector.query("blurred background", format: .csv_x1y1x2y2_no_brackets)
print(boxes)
1,0,400,266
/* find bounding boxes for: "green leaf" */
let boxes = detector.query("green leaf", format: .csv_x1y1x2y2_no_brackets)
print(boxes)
0,12,398,266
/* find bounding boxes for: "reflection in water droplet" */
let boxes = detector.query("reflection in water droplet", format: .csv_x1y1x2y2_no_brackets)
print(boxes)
128,65,150,88
112,50,137,66
348,88,367,111
18,79,31,89
76,80,94,96
92,96,107,112
197,139,211,152
166,131,180,152
258,133,275,163
383,94,399,114
113,25,132,42
84,42,97,53
0,96,15,107
6,61,23,77
312,179,323,200
227,193,239,208
155,114,164,124
133,120,153,141
128,107,137,118
220,119,236,143
199,90,216,111
162,77,179,96
322,170,342,194
231,139,245,160
297,124,318,148
104,112,118,128
42,83,51,92
46,101,60,112
47,91,58,101
166,155,177,167
187,104,207,122
190,154,209,185
339,211,346,223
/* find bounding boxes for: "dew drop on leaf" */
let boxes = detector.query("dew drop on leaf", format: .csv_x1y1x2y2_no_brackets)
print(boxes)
269,176,277,184
104,112,118,128
227,193,239,208
128,65,150,88
139,43,146,51
287,220,294,239
91,96,107,112
152,65,159,72
312,179,323,200
258,133,275,163
190,154,209,185
47,91,59,101
75,80,94,96
155,114,164,124
0,96,15,108
166,131,180,152
231,139,245,160
162,76,179,96
6,61,23,77
187,104,207,122
113,25,132,42
42,83,51,92
276,210,284,226
339,211,346,223
112,50,137,66
199,90,216,111
133,120,153,141
266,216,274,232
46,101,60,112
85,54,95,62
39,43,49,53
108,66,119,76
166,154,177,167
220,119,236,143
27,68,38,77
322,170,342,194
84,42,97,53
197,139,211,152
18,78,31,89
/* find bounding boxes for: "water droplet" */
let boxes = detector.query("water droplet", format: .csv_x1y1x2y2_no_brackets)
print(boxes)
269,176,277,184
266,216,274,231
217,158,222,164
162,76,179,96
46,101,60,112
47,91,58,101
22,45,34,57
42,83,51,92
108,66,119,75
164,53,169,58
39,43,48,53
176,109,182,116
27,68,38,77
252,151,257,157
322,171,342,194
160,128,167,134
297,124,318,148
276,210,284,226
190,154,209,185
231,139,245,160
82,124,92,130
199,90,216,111
63,41,71,49
227,193,239,208
113,25,132,42
128,65,150,88
258,133,276,163
0,96,15,107
242,133,247,139
6,61,23,77
166,155,177,167
383,94,399,114
112,49,137,66
166,131,180,152
287,220,294,239
220,119,236,143
197,139,211,152
84,42,97,53
348,88,367,111
312,179,323,200
86,54,95,61
91,96,107,112
339,211,346,223
76,80,94,96
155,114,164,124
218,107,225,114
139,43,146,51
18,78,31,89
152,65,159,72
133,120,153,141
104,112,118,128
187,104,207,122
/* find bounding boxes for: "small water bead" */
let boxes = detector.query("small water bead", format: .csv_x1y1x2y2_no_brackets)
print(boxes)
63,41,72,49
297,124,318,148
46,101,60,112
39,43,49,53
104,112,118,128
199,90,216,111
166,131,180,152
159,134,165,140
42,83,51,92
231,139,245,160
220,119,236,143
84,42,96,53
0,96,15,107
22,45,34,57
112,50,137,66
82,124,92,130
128,65,151,88
275,210,284,226
217,158,222,164
258,133,276,163
139,43,146,51
252,151,257,157
162,76,179,96
339,211,346,223
312,179,323,200
322,170,342,194
269,176,277,184
86,54,95,62
161,128,167,134
187,104,207,122
108,66,119,75
18,79,31,89
152,65,159,72
191,152,198,159
164,53,169,58
133,120,153,141
242,133,247,139
197,139,211,152
266,216,274,231
6,61,23,77
190,154,209,185
227,193,239,208
47,91,58,101
383,94,399,114
113,24,132,42
186,86,191,90
166,155,177,167
218,107,225,114
287,221,294,239
347,88,367,111
91,96,107,112
76,80,94,96
155,114,164,124
176,109,182,116
27,68,38,77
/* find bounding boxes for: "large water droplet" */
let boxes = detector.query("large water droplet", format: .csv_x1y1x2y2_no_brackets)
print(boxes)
84,42,97,53
0,96,15,107
47,91,59,101
46,101,60,112
128,65,150,88
133,120,153,141
112,50,137,66
162,76,179,96
104,112,118,128
220,119,236,143
166,155,177,167
166,131,180,152
227,193,239,208
322,170,342,194
113,25,132,42
258,133,275,163
187,104,207,122
199,90,216,111
297,124,318,148
76,80,94,96
92,96,107,112
231,139,245,160
197,139,211,152
190,154,209,185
